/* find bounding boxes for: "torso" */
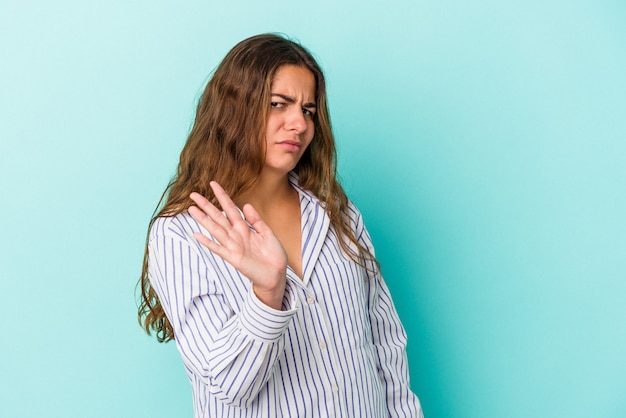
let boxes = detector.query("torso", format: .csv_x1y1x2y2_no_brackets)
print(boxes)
262,189,303,279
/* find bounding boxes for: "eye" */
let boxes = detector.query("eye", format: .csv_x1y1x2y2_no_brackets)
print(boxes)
270,102,285,109
303,108,315,117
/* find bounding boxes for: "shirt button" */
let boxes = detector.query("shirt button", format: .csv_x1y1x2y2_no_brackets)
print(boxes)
331,384,339,393
319,340,327,350
307,296,315,305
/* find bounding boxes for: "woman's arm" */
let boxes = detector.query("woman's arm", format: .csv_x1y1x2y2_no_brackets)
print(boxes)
352,205,424,417
148,213,297,408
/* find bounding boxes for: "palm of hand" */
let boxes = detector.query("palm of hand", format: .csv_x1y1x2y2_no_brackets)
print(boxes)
188,182,288,308
217,209,288,288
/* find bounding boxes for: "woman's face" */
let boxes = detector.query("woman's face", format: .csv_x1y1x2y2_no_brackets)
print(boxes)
264,65,316,175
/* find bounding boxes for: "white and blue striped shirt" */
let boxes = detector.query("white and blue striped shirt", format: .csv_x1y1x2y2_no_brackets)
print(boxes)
148,175,423,417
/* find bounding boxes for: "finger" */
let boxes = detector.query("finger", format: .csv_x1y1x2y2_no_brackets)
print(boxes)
192,232,231,258
210,181,246,227
190,191,231,229
188,205,232,245
242,203,273,236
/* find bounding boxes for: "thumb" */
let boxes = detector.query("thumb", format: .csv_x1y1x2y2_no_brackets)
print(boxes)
242,203,273,235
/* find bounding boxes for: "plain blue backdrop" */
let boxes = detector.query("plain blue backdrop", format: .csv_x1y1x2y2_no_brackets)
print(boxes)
1,1,625,417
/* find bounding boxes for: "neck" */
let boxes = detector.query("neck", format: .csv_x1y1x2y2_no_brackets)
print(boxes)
236,169,295,212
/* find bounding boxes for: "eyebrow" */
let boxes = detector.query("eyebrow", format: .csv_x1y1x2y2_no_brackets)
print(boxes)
271,93,317,109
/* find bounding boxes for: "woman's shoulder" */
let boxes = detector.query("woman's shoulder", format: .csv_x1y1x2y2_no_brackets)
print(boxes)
345,199,366,232
289,171,363,220
149,211,202,243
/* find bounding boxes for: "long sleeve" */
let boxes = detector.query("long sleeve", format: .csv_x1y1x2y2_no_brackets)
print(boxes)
147,215,298,408
352,206,424,418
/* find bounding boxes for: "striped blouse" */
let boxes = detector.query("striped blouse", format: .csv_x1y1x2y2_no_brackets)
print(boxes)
148,174,423,417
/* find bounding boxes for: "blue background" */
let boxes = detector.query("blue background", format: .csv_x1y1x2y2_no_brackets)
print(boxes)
1,1,625,417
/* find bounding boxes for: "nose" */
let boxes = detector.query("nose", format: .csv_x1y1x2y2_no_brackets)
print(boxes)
285,108,307,134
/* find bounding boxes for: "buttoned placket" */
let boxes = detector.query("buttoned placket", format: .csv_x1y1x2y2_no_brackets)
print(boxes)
286,273,345,417
290,173,349,417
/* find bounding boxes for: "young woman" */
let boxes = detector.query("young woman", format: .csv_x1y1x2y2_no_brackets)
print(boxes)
138,33,423,417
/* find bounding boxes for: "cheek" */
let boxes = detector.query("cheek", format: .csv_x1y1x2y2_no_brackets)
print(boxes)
306,121,315,143
265,118,278,135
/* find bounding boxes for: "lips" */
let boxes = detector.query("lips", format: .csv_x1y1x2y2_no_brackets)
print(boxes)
278,140,301,151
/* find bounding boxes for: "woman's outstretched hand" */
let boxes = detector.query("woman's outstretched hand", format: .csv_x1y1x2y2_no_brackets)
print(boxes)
188,181,288,310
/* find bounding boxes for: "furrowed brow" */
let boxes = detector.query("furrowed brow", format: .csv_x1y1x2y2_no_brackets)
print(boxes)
271,93,317,109
271,93,296,103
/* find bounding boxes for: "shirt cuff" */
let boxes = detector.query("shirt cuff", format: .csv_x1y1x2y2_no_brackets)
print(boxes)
239,284,298,343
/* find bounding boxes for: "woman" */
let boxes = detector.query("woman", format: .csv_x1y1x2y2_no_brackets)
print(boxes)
138,33,423,417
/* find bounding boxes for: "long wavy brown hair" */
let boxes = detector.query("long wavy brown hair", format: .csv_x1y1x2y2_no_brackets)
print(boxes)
138,33,377,342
